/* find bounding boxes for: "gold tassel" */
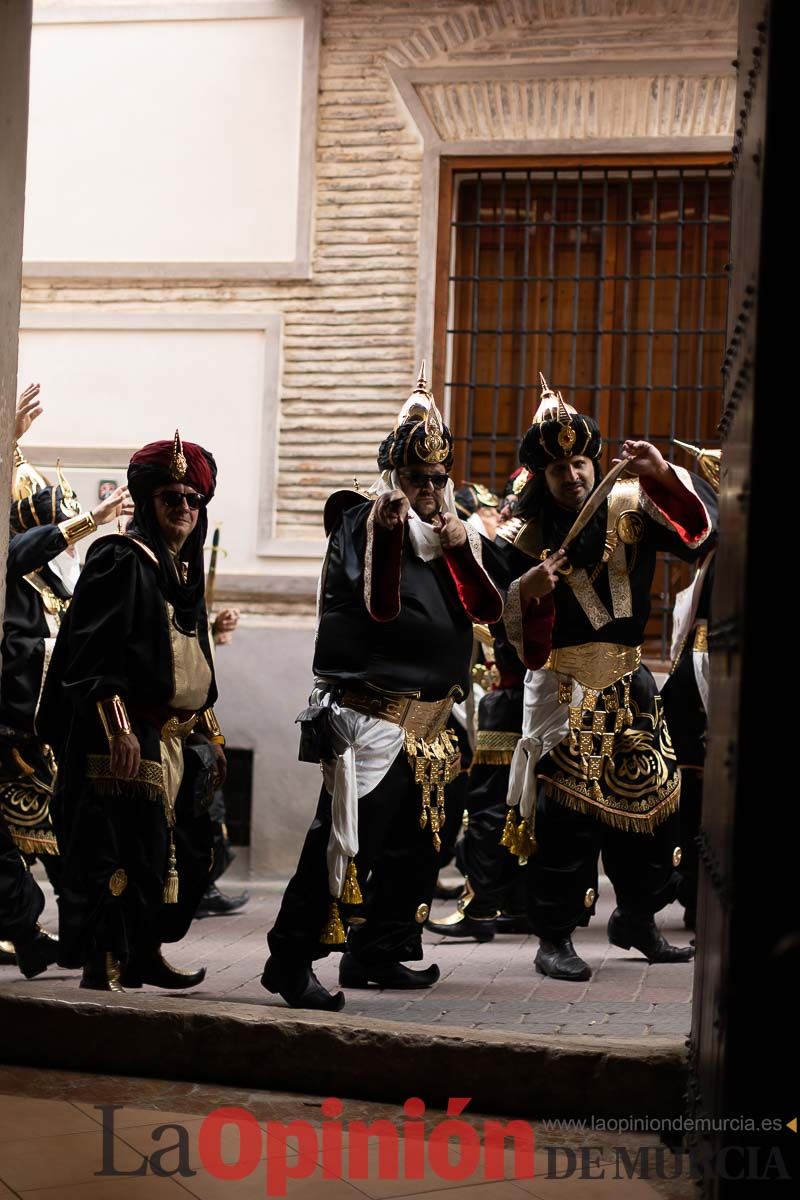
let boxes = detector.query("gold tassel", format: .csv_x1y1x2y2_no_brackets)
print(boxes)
320,900,346,945
500,807,518,849
515,818,537,859
163,834,179,904
341,860,363,905
512,818,528,857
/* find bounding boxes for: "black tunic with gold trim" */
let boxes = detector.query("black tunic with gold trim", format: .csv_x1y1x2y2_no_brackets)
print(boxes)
0,525,73,861
486,468,712,938
38,535,218,968
268,495,503,969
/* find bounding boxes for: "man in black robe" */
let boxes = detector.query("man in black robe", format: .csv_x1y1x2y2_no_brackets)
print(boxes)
262,367,503,1011
39,433,226,991
491,379,713,981
1,448,130,883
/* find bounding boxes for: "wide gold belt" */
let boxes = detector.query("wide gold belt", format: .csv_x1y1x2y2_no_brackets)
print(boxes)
340,688,456,741
546,643,642,691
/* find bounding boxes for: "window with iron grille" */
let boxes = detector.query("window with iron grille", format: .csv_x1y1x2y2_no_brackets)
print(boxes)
436,157,731,659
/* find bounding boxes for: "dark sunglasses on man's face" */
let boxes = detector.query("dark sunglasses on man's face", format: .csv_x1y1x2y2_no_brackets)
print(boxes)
155,490,206,511
399,471,450,490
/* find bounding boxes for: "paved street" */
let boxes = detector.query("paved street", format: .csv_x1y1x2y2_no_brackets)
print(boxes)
1,869,693,1042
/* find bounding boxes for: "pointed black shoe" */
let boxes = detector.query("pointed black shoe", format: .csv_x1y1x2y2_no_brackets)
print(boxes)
14,926,59,979
261,956,345,1012
607,908,695,963
0,939,17,966
426,909,496,941
534,938,592,982
339,952,440,990
121,948,206,989
195,883,250,918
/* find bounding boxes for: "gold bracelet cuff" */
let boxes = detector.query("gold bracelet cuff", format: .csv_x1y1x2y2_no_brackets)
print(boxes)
59,511,97,546
97,695,132,740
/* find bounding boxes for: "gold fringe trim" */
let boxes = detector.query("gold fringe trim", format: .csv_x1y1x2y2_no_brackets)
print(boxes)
320,900,346,945
86,755,166,803
405,729,460,853
341,859,363,905
7,830,59,856
471,749,516,766
542,776,681,834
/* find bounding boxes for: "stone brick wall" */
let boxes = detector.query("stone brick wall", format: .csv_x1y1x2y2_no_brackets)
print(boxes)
21,0,737,554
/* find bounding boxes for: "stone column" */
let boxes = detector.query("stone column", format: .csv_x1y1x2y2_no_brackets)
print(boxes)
0,1,32,618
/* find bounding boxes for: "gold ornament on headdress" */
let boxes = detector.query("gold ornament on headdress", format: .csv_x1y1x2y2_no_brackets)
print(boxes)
392,363,450,465
170,429,188,481
56,459,81,517
673,439,721,494
537,373,577,453
11,445,50,503
473,483,499,508
531,373,577,452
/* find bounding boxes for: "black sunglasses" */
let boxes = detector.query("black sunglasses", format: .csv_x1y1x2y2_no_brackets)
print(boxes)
399,471,450,489
154,490,206,511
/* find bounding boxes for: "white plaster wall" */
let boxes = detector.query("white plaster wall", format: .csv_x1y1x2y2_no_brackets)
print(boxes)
17,325,269,571
24,14,302,264
213,621,318,876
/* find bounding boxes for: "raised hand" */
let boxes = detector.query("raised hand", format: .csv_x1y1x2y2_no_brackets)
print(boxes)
373,489,410,530
15,383,43,441
432,511,467,548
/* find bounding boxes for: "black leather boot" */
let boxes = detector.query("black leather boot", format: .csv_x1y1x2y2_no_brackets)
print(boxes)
195,883,249,918
121,947,206,989
426,908,497,941
339,952,440,989
607,908,695,963
261,956,345,1012
14,926,59,979
81,950,124,992
534,937,592,981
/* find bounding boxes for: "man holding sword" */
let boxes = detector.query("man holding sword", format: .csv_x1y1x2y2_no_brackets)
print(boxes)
492,378,713,981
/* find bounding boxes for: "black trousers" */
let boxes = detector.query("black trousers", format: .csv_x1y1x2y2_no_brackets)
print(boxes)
456,761,525,918
54,783,212,969
524,785,681,941
268,749,443,968
661,648,706,915
0,813,44,943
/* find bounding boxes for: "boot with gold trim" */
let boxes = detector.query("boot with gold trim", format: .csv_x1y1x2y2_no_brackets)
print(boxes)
81,950,124,992
13,926,59,979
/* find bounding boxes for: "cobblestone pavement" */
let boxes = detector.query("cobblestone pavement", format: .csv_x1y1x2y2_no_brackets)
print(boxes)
1,870,693,1041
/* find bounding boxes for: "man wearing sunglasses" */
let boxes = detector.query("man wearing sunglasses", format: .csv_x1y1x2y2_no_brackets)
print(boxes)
262,367,503,1011
40,432,225,993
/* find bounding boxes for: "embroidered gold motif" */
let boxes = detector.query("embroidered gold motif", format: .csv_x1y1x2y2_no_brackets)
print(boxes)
617,511,645,544
109,868,128,896
566,568,612,629
672,846,682,867
416,904,430,923
584,888,596,909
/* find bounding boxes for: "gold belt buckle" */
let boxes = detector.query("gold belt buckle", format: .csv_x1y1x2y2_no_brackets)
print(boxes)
161,713,198,741
382,697,411,725
405,698,452,740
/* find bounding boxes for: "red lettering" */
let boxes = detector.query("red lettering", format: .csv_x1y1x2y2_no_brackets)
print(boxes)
198,1107,262,1181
